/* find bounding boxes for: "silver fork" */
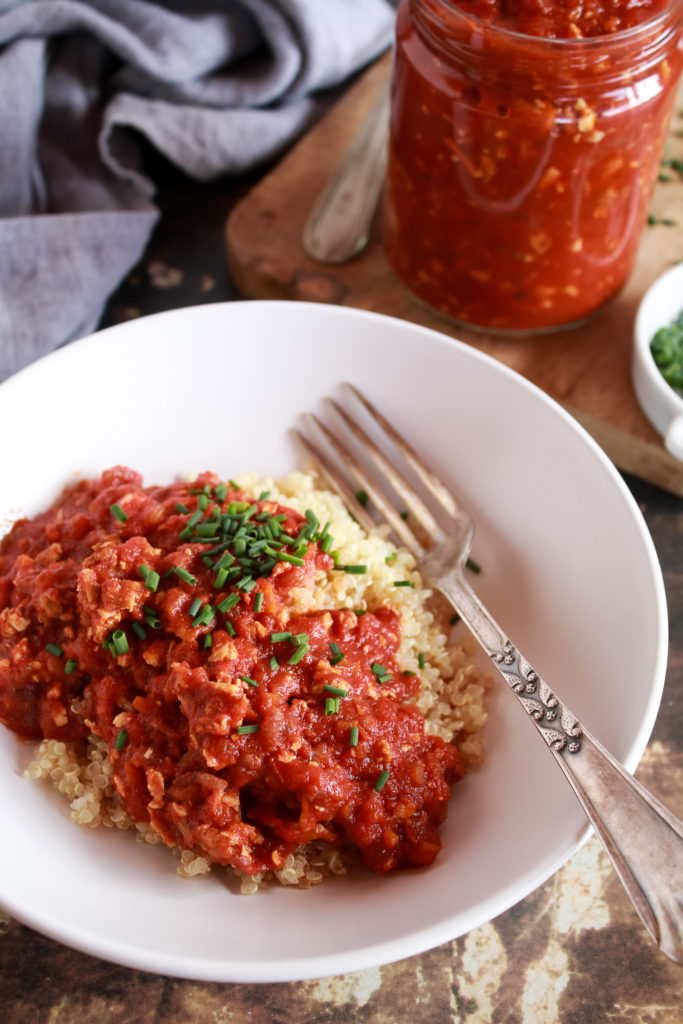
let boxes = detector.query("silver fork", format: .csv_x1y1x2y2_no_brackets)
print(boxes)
296,383,683,966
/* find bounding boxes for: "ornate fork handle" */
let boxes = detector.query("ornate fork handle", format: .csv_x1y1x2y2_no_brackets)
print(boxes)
440,563,683,965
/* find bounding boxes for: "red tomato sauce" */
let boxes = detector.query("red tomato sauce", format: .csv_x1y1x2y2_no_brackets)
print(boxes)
0,468,463,876
383,0,682,331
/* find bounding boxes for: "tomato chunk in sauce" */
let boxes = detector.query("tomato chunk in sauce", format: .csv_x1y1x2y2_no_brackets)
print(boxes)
0,468,463,876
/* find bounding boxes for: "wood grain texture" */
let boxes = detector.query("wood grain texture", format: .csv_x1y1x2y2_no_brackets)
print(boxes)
226,53,683,496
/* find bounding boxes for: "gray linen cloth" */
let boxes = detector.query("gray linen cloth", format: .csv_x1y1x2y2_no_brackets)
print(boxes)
0,0,394,381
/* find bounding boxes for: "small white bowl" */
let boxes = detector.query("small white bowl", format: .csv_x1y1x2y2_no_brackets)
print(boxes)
633,262,683,461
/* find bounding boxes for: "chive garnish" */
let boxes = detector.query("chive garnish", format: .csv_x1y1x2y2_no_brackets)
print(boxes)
393,580,414,588
253,592,263,613
240,675,258,688
385,551,398,564
65,658,77,674
110,503,127,522
132,621,147,640
138,564,160,592
143,607,161,629
270,631,292,643
214,483,228,503
225,620,236,637
324,697,337,715
218,593,240,613
418,653,425,669
449,613,461,626
269,656,279,671
466,557,481,575
168,566,197,586
349,726,359,747
193,604,215,627
214,567,229,589
188,597,203,617
374,769,390,792
329,642,344,666
288,644,308,665
46,643,63,657
112,630,129,655
355,489,369,507
323,684,347,697
335,564,367,574
114,728,128,751
203,633,213,649
237,724,259,735
176,502,190,514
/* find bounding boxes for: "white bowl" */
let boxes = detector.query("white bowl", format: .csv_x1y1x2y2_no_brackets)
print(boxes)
633,262,683,461
0,301,667,982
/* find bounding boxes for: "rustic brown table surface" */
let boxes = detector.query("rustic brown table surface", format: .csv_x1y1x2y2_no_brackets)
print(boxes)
1,150,681,1023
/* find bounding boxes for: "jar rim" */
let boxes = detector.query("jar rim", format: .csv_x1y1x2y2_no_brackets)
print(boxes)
417,0,683,49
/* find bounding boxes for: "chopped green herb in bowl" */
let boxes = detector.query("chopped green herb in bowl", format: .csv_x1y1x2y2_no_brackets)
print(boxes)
650,309,683,395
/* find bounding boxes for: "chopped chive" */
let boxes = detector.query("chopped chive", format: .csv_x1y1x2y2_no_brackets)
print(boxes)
393,580,415,588
335,564,367,574
168,566,197,586
466,557,481,574
270,631,293,643
293,633,309,645
203,633,213,649
143,607,161,629
253,592,263,613
193,604,215,627
418,653,425,669
269,656,279,671
353,608,366,616
110,503,128,523
258,489,271,501
175,502,190,514
374,769,390,792
218,593,241,613
188,597,203,617
214,483,228,503
349,725,359,747
240,675,258,688
214,567,229,589
385,551,398,564
288,644,309,665
197,493,209,511
355,489,369,507
225,620,236,637
371,663,387,675
237,724,259,735
324,697,337,715
114,728,128,751
112,629,129,655
65,658,77,674
214,551,235,570
449,613,461,626
138,564,160,592
187,509,202,528
329,642,344,666
131,621,147,640
403,670,416,677
399,510,409,521
46,643,63,657
276,551,305,567
323,684,347,697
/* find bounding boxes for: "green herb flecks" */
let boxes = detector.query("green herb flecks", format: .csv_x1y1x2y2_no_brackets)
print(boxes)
651,308,683,395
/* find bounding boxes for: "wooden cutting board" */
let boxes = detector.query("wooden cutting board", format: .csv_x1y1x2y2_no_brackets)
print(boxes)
226,53,683,497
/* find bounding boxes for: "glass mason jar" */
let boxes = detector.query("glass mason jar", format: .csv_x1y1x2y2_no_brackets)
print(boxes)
383,0,683,332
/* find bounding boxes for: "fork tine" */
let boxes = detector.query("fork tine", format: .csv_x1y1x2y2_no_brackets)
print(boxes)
293,428,376,535
346,383,459,519
328,398,445,541
303,414,423,555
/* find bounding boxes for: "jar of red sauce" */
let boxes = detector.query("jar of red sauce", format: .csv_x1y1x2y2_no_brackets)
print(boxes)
383,0,683,332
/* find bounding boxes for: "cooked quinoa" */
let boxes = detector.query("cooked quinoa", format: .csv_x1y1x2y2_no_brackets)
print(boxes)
24,470,491,893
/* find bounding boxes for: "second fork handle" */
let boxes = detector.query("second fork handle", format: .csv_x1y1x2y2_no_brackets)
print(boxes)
440,567,683,965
